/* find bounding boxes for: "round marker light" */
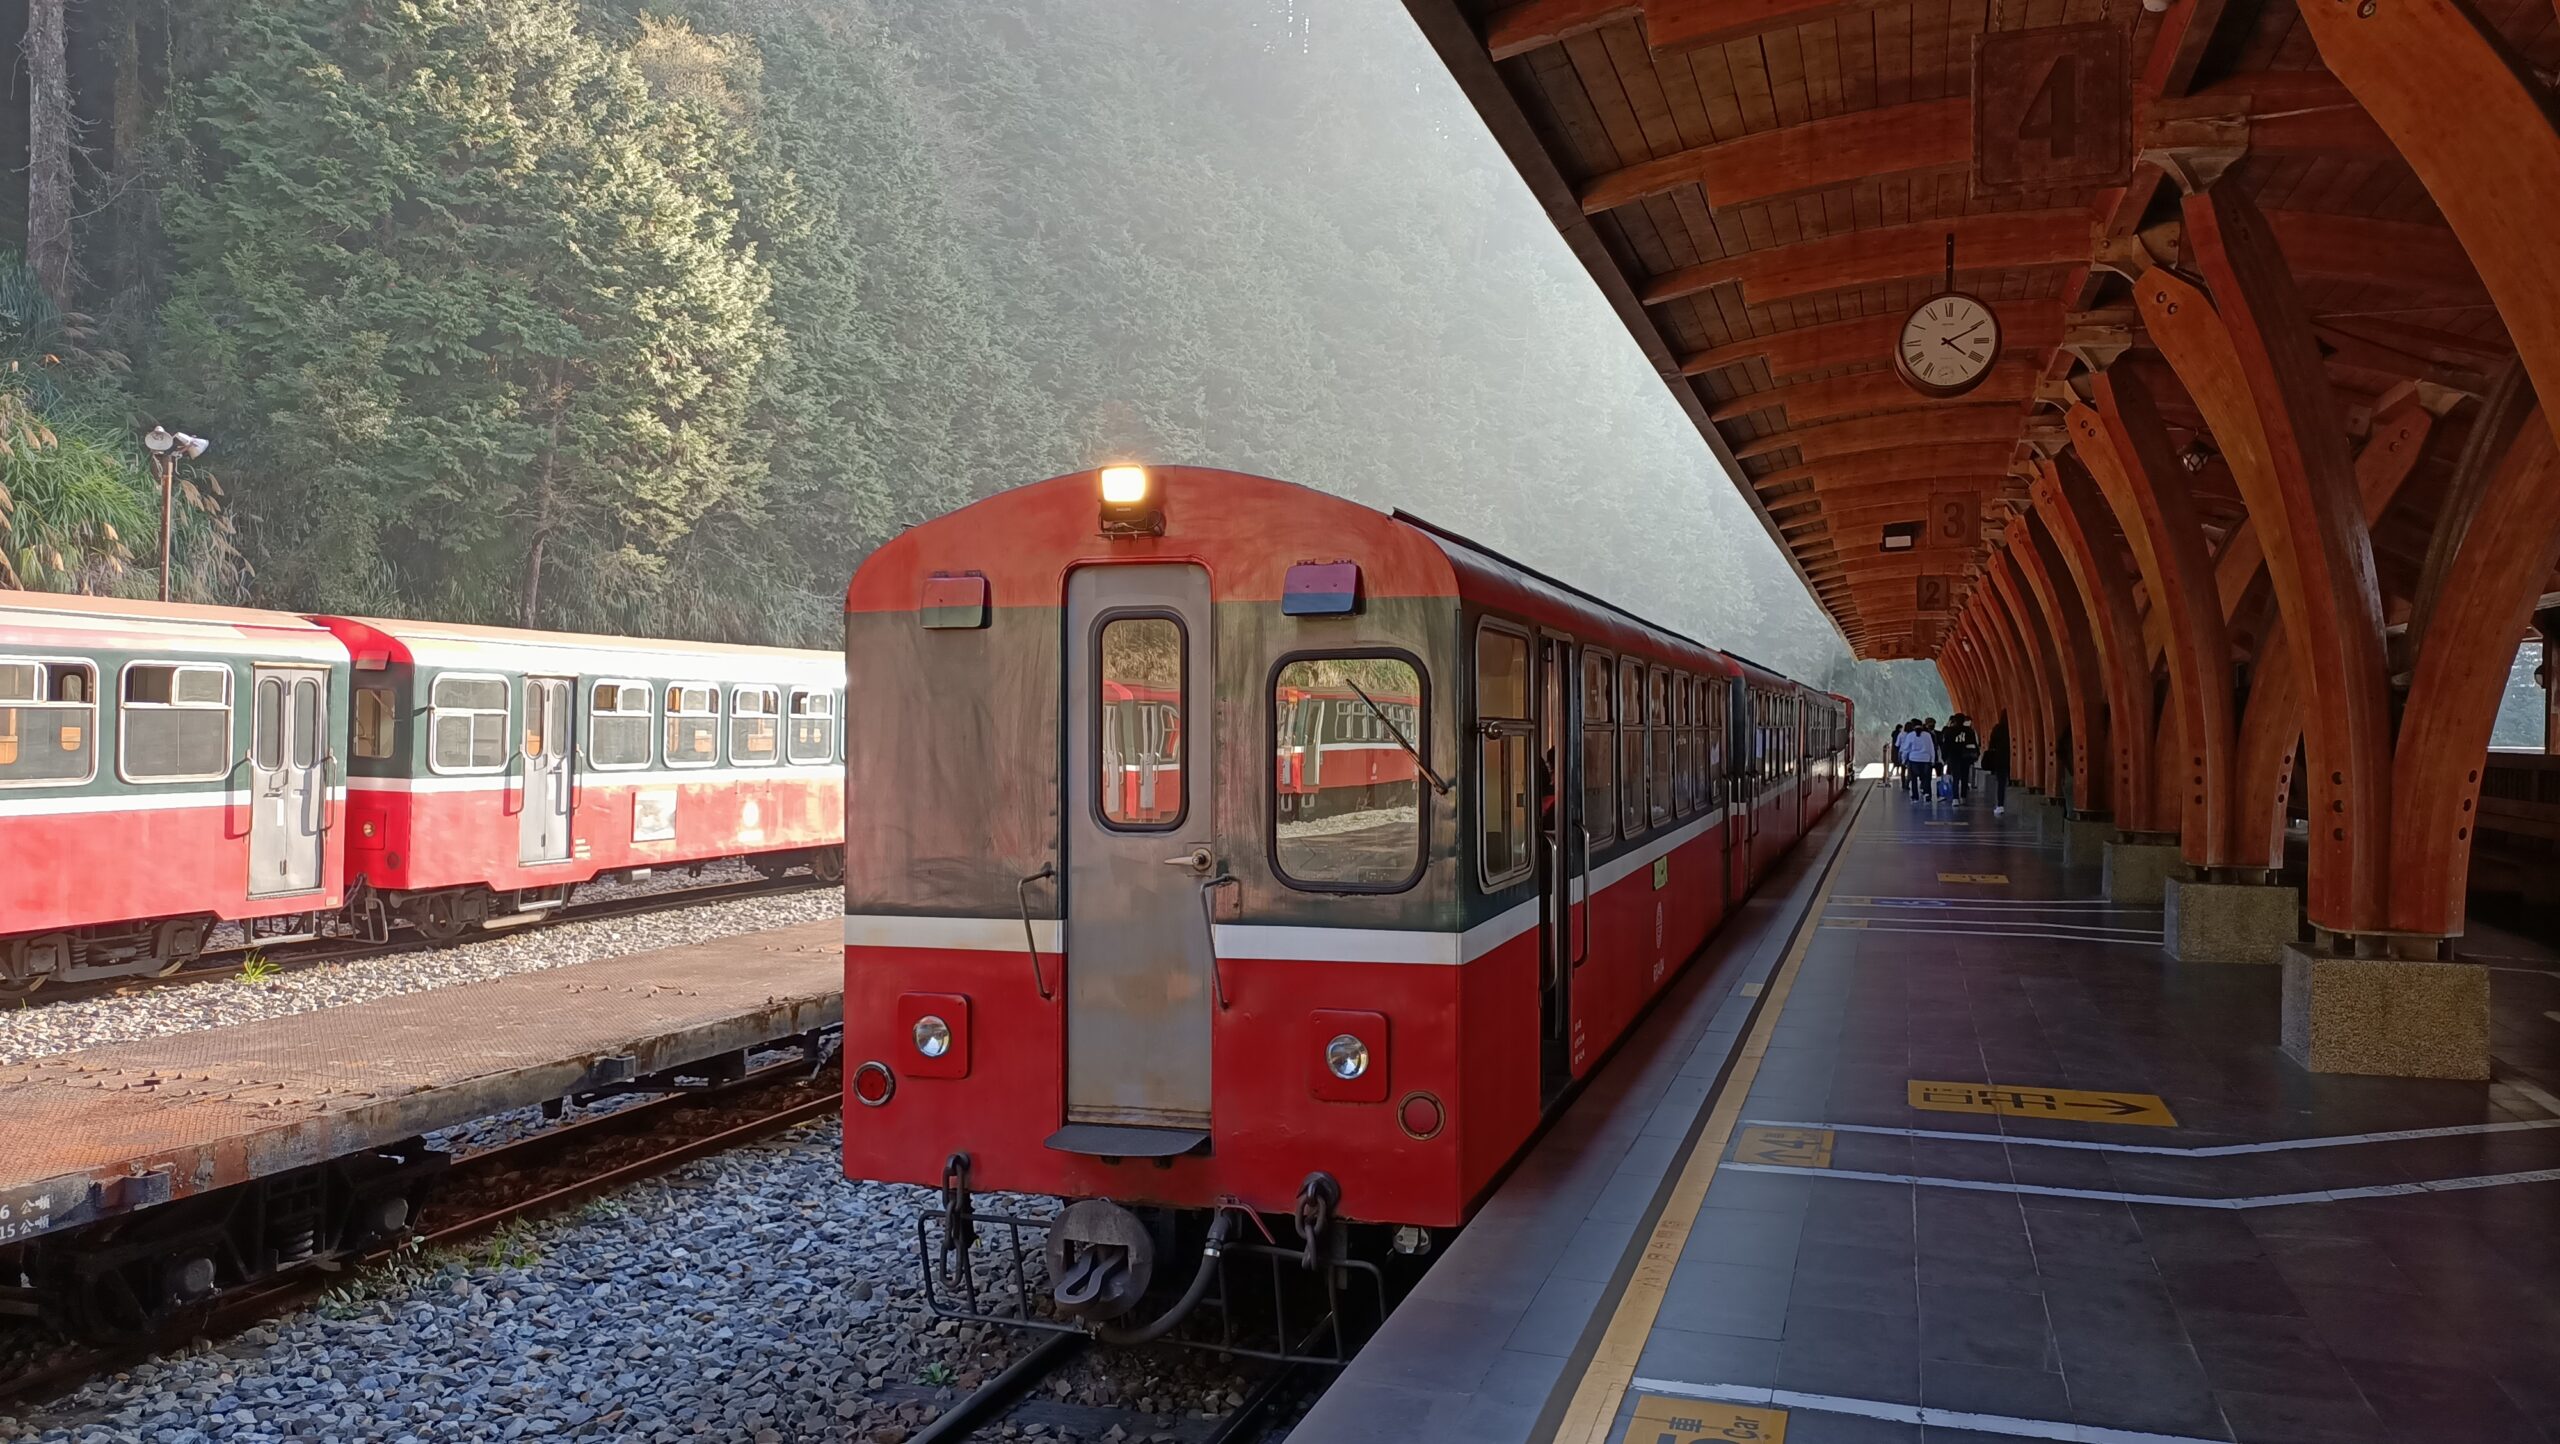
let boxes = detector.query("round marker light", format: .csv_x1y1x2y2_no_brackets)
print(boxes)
1099,465,1151,504
913,1015,953,1059
851,1061,896,1107
1325,1033,1369,1081
1398,1091,1445,1140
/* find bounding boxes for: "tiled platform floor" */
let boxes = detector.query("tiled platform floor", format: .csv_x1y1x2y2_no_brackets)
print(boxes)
1304,780,2560,1444
1611,788,2560,1444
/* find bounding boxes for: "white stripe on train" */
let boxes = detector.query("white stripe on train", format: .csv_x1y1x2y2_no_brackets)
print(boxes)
841,801,1783,966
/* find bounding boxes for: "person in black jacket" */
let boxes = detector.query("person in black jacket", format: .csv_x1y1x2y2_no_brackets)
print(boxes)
1983,713,2012,815
1941,713,1980,801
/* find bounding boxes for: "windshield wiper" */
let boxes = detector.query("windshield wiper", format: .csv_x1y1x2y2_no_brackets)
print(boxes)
1345,680,1451,796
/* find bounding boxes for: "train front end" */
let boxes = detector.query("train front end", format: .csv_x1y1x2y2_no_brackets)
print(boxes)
839,467,1511,1355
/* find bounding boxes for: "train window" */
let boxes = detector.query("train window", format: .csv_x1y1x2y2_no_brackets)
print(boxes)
1271,654,1427,891
1581,651,1615,845
254,677,285,772
729,686,781,766
122,662,234,782
292,678,325,770
1647,669,1673,828
587,681,651,769
353,687,396,760
0,658,97,785
1673,677,1695,818
1706,679,1726,809
1475,624,1533,890
1097,615,1184,830
665,684,719,768
787,689,835,766
1618,661,1645,837
426,673,509,774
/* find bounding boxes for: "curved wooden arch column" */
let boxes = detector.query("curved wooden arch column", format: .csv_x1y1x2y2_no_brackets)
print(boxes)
1954,602,2023,782
2068,371,2240,868
1975,574,2048,794
2030,455,2158,830
2389,410,2560,934
2137,188,2394,934
1987,548,2065,797
2008,513,2109,816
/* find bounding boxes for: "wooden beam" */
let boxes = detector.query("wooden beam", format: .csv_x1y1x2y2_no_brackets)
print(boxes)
1750,446,2020,493
1736,405,2025,462
1680,304,2067,379
2144,187,2393,933
1710,361,2040,425
2071,372,2239,866
1985,556,2062,797
2032,454,2159,830
1639,0,1896,54
2292,0,2560,464
1483,0,1636,58
2260,210,2486,305
1643,212,2087,308
2389,413,2560,935
1578,99,1968,214
2009,513,2111,812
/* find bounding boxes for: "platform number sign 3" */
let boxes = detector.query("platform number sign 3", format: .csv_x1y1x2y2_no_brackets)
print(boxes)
1632,1392,1788,1442
1973,23,2130,194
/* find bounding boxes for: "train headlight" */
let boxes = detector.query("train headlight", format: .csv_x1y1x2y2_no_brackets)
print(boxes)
1325,1033,1370,1081
1097,464,1164,537
913,1015,953,1059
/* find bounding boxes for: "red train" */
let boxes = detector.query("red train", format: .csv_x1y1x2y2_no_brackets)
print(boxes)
0,593,844,989
839,466,1848,1350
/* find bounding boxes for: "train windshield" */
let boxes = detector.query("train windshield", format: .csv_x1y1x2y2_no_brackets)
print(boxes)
1271,657,1426,890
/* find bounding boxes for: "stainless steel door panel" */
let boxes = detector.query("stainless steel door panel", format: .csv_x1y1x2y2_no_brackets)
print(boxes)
520,677,573,866
1063,564,1216,1130
248,667,328,897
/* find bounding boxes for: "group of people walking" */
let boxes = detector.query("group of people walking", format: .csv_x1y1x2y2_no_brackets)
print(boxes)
1891,712,2011,813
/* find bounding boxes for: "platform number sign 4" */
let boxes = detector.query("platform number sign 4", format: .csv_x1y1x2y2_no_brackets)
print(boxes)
1973,23,2130,194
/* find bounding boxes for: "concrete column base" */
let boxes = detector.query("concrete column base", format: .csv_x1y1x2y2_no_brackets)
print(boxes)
2279,947,2490,1080
2162,876,2299,964
2103,840,2184,906
2062,814,2116,871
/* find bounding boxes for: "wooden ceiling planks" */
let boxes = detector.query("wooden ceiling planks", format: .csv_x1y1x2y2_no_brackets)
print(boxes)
1426,0,2499,658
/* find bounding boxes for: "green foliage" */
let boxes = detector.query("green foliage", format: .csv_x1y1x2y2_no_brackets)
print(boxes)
156,0,772,633
236,950,279,984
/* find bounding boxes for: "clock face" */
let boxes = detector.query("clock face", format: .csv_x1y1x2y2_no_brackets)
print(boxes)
1895,293,2001,397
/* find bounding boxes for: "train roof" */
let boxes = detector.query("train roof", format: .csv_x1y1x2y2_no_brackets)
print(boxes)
847,467,1461,612
317,616,840,680
0,589,348,662
1395,512,1738,674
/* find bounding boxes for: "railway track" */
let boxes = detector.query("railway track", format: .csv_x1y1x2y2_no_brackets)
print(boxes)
0,1057,843,1411
8,870,832,1009
903,1332,1317,1444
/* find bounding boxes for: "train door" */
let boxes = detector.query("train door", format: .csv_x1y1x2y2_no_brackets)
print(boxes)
248,666,329,897
1061,563,1217,1148
1538,632,1579,1106
519,676,574,867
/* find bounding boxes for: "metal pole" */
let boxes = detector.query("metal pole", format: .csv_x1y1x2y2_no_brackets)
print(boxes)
157,454,174,602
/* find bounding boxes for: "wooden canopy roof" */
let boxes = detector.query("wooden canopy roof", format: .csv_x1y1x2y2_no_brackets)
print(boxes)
1403,0,2537,659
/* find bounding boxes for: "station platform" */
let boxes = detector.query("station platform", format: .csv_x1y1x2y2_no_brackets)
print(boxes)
0,919,840,1250
1303,784,2560,1444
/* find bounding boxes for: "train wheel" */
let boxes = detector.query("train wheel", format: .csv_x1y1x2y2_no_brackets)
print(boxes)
0,937,51,995
152,918,209,978
808,847,845,885
410,892,472,944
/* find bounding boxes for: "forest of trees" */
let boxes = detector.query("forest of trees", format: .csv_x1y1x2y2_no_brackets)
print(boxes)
0,0,1944,751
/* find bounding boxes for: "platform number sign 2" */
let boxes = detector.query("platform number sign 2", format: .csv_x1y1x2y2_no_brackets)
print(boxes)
1973,23,2130,194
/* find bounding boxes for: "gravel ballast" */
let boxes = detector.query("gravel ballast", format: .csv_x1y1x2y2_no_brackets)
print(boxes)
0,1122,1267,1444
0,867,840,1066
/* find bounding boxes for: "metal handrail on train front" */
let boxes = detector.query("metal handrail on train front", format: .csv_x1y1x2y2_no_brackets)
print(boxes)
1198,873,1236,1009
1572,824,1592,969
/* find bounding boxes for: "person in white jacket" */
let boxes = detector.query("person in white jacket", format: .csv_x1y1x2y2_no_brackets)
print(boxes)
1898,718,1939,799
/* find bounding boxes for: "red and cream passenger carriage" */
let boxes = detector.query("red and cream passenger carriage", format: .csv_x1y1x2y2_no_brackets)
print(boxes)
838,466,1849,1347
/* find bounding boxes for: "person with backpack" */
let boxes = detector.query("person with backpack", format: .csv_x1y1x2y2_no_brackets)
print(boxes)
1941,713,1980,801
1983,713,2012,816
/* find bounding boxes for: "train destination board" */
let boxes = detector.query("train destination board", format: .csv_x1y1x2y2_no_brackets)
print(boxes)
1909,1080,2178,1127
